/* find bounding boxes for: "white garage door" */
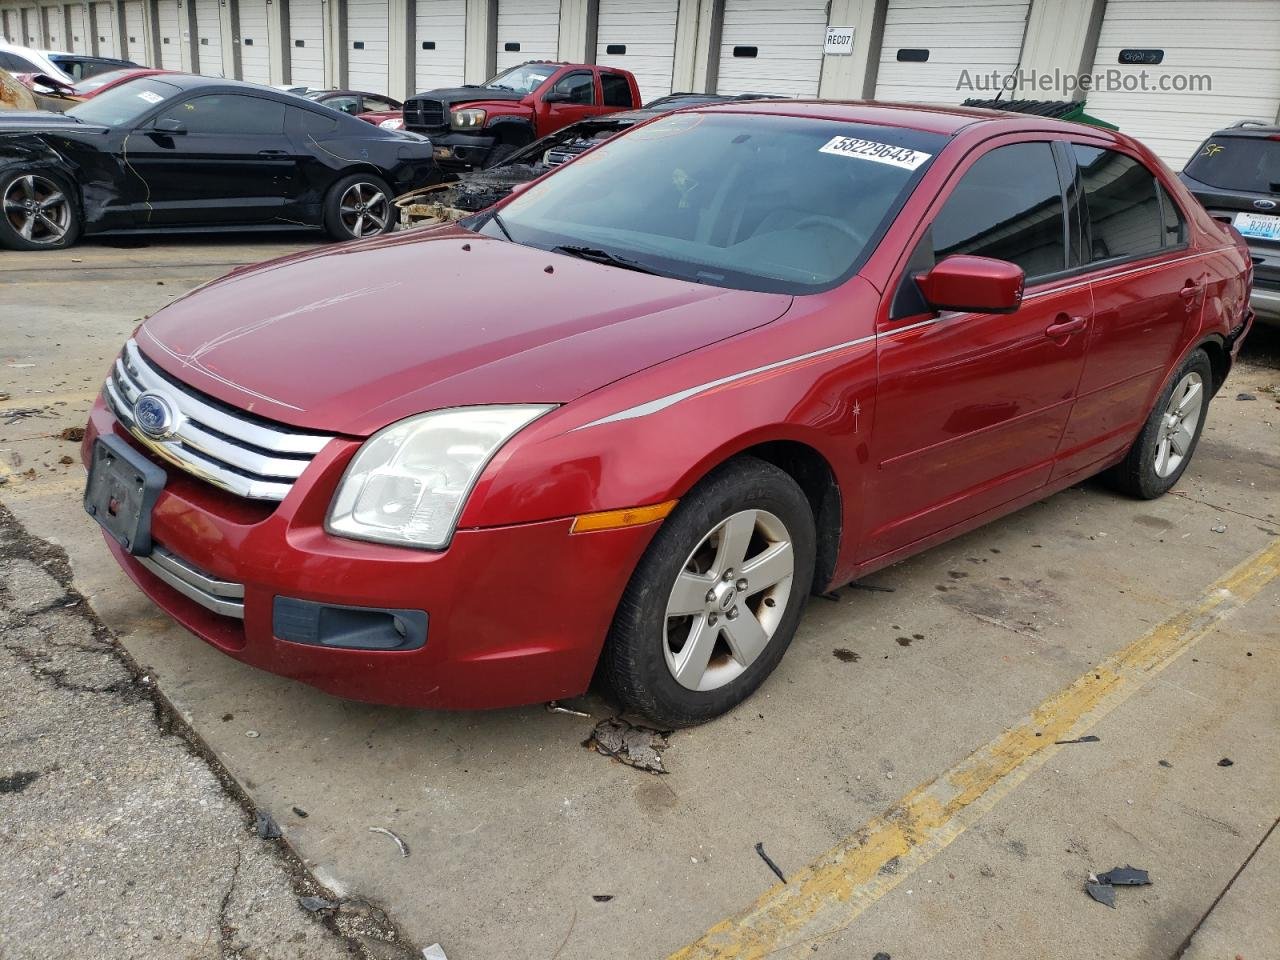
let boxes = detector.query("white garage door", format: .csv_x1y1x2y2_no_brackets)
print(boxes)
92,0,117,56
68,2,90,52
495,0,558,73
21,6,40,45
716,0,827,98
238,0,271,83
122,0,143,60
414,0,464,92
1085,0,1280,168
155,0,183,69
287,0,325,87
2,8,19,41
345,0,387,91
596,0,676,104
195,0,224,74
875,0,1029,104
44,5,64,49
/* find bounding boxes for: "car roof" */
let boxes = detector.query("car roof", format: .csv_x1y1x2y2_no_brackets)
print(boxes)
687,98,1100,136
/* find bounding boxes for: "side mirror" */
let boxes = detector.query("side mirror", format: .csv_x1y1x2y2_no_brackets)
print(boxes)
541,90,571,104
31,73,74,95
153,116,186,135
916,255,1025,314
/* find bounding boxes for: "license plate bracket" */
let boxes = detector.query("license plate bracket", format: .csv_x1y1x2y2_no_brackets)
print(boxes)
1233,210,1280,242
84,435,166,556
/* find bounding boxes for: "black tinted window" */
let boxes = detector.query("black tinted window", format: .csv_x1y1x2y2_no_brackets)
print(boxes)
933,142,1066,280
1183,136,1280,194
1159,185,1187,246
301,110,339,135
156,95,286,134
551,71,594,105
600,72,630,107
1073,145,1162,261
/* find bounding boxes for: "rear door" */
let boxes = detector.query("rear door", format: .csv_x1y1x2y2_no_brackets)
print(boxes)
865,139,1092,559
124,92,296,225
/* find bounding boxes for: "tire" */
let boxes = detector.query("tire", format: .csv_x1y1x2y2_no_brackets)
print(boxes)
1105,349,1213,499
482,143,518,169
0,168,82,251
600,457,817,727
322,173,398,241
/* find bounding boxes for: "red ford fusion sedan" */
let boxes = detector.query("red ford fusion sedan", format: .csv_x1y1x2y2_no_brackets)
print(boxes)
82,101,1253,726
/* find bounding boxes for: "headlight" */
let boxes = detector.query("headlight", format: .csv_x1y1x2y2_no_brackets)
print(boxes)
450,107,487,130
379,117,404,130
326,406,553,549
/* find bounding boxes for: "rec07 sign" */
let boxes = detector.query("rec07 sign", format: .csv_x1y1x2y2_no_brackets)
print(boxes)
824,26,855,56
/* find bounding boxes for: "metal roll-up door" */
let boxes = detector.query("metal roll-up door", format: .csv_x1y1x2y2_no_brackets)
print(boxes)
237,0,271,83
345,0,388,92
122,0,143,59
287,0,324,87
92,0,117,56
1084,0,1280,167
194,0,223,74
715,0,827,98
21,6,41,45
155,0,182,69
69,2,90,51
875,0,1030,104
43,5,64,49
596,0,677,104
2,8,19,41
495,0,558,73
413,0,464,92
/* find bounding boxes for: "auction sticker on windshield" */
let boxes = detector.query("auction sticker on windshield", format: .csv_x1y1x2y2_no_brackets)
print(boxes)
137,90,164,104
819,136,931,170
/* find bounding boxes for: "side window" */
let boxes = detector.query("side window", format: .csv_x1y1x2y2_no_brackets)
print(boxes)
363,95,397,112
550,71,595,105
932,141,1067,281
600,72,631,108
325,95,360,115
1071,145,1163,262
301,110,340,136
1158,183,1187,247
155,95,287,135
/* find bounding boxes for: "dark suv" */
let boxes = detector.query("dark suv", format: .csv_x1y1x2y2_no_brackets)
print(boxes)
1180,120,1280,324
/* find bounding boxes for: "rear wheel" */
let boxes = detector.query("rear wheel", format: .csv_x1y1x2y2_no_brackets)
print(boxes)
1106,349,1213,499
0,169,81,251
600,457,816,727
323,173,397,241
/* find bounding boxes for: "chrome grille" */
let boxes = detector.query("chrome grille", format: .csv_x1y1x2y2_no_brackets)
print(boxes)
103,339,332,501
137,543,245,619
403,97,445,130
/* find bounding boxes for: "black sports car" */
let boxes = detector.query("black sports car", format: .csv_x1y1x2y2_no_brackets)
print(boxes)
0,74,438,251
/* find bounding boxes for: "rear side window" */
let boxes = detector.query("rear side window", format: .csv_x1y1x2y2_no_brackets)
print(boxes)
301,110,340,136
1158,185,1187,246
932,141,1067,281
600,72,631,107
1072,145,1162,262
1183,135,1280,194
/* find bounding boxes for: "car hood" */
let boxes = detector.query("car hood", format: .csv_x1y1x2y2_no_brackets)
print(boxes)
411,85,527,107
137,227,793,436
0,110,90,131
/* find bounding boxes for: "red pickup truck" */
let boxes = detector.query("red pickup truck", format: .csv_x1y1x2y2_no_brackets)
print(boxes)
400,61,641,171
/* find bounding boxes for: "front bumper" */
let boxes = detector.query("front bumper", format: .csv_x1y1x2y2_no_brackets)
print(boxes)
1250,285,1280,323
83,400,658,710
417,130,498,170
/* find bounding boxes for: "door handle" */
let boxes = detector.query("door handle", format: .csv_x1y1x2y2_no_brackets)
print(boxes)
1045,315,1087,338
1179,281,1200,312
257,149,288,157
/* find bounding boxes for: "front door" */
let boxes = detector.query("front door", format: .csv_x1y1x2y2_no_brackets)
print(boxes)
124,93,297,226
864,139,1092,559
535,69,603,132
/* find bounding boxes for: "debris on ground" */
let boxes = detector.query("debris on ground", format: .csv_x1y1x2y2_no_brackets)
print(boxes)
1218,757,1234,767
592,895,614,902
547,700,592,718
1054,734,1100,745
1211,521,1228,534
833,647,861,662
1159,759,1173,768
293,806,309,818
584,718,671,774
848,581,896,593
754,842,787,883
2,407,50,425
818,590,842,602
872,953,891,960
422,945,449,960
369,825,411,858
1236,392,1257,401
298,895,339,912
58,426,86,442
1085,865,1151,908
255,810,282,839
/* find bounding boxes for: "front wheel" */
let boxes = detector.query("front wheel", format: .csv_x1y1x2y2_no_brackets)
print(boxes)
600,457,816,727
1105,349,1213,499
323,173,398,241
0,169,82,251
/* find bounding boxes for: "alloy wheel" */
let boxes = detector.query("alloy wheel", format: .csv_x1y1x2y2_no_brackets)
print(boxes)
663,509,795,692
1154,370,1204,478
3,174,71,245
338,181,390,238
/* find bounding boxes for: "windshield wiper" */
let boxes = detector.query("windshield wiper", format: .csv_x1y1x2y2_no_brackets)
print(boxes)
551,244,661,276
488,210,513,241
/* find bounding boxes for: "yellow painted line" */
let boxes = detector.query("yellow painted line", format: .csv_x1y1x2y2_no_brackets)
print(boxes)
671,537,1280,960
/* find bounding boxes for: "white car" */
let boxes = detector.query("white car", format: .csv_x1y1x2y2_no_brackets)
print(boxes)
0,40,74,84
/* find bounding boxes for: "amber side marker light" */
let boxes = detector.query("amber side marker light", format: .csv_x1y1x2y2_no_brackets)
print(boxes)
570,500,678,534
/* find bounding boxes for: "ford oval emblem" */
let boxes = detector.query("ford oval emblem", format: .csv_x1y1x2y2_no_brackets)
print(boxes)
133,391,176,439
1254,199,1277,210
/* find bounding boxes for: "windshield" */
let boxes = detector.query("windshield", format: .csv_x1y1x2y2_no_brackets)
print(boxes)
67,77,180,126
73,68,138,94
485,63,557,94
1184,135,1280,194
481,113,944,294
